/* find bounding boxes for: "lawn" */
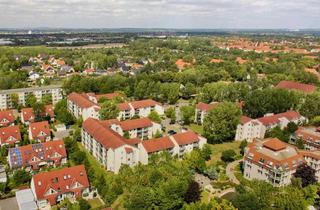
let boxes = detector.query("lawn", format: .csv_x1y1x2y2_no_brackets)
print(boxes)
77,142,114,180
200,190,212,203
207,141,241,165
88,198,104,209
187,123,203,134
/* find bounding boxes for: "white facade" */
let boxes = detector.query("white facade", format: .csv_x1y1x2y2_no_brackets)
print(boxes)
118,103,164,120
0,86,63,110
235,120,265,142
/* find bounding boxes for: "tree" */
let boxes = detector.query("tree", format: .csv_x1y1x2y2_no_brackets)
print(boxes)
54,99,75,125
265,126,290,143
203,165,219,180
180,105,195,125
32,102,45,122
13,169,31,186
300,92,320,119
221,149,236,162
10,93,19,109
71,150,87,165
240,140,248,156
99,100,119,120
295,138,305,149
293,164,317,187
200,144,212,161
41,94,52,105
203,102,241,143
287,122,298,134
78,198,91,210
184,181,201,204
148,111,161,123
165,107,176,124
25,94,37,107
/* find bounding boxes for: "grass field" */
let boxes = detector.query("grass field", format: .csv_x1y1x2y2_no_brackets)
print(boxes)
187,123,203,134
88,198,104,209
207,141,241,165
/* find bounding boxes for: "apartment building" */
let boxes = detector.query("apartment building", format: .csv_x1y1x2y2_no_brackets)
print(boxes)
138,131,207,164
82,118,140,173
28,121,51,143
67,92,120,120
118,99,164,120
294,127,320,150
30,165,90,208
0,125,21,146
243,138,320,186
235,111,306,142
102,117,161,140
195,102,220,124
0,109,16,127
0,85,63,110
276,80,317,94
8,140,67,170
21,105,55,124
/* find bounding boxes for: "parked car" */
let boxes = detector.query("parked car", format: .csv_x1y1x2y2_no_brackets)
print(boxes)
168,130,177,135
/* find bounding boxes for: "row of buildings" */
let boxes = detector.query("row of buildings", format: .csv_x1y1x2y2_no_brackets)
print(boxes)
81,117,207,173
67,92,164,120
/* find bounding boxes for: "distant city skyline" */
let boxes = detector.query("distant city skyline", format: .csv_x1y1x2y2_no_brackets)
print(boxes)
0,0,319,29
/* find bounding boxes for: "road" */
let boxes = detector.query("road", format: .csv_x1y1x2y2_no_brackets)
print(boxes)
0,197,19,210
226,159,242,185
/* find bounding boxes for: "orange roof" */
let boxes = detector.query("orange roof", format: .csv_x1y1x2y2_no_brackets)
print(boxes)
172,131,200,145
142,136,175,153
68,92,95,108
45,105,55,118
29,121,50,142
263,138,287,151
257,111,301,126
240,116,252,124
0,109,15,127
95,92,121,101
209,58,224,63
236,57,248,64
32,165,89,205
196,102,219,111
118,102,131,111
175,59,192,70
0,125,21,145
82,118,125,149
56,59,65,66
131,63,143,69
276,80,316,94
119,118,153,131
304,68,320,80
9,140,66,169
21,108,35,123
130,99,161,109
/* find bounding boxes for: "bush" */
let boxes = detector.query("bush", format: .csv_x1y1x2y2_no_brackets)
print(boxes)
221,149,236,162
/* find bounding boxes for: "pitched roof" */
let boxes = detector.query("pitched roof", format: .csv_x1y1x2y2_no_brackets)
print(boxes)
257,111,301,126
29,121,50,141
67,92,95,109
240,116,252,124
95,92,121,101
209,58,224,63
119,118,153,131
263,138,287,151
172,131,200,145
21,108,35,122
276,80,316,94
196,102,219,111
9,140,66,168
130,99,161,109
0,125,21,145
45,105,55,118
176,59,192,70
118,102,131,111
142,136,175,153
32,165,89,203
82,118,125,149
0,110,15,127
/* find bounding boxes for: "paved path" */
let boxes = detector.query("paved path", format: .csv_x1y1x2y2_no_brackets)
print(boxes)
217,188,236,198
226,159,242,185
0,197,19,210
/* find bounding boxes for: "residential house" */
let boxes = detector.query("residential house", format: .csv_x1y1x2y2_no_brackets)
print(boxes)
28,121,51,143
0,125,21,146
8,140,67,170
118,99,164,120
235,111,306,142
21,108,35,124
30,165,90,208
175,59,192,71
294,127,320,150
275,80,317,94
82,118,140,173
0,85,63,110
0,109,16,127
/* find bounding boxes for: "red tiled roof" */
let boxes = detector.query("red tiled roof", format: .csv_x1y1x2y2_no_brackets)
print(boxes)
209,58,224,63
236,57,248,64
0,110,15,127
257,111,301,126
21,108,35,123
172,131,200,145
119,118,153,131
125,147,133,153
82,118,125,149
118,102,131,111
32,165,89,205
68,92,95,108
130,99,161,109
45,105,55,118
176,59,192,70
263,138,287,151
9,140,66,169
124,138,142,146
240,116,252,124
142,136,175,153
276,80,316,94
196,102,219,111
0,125,21,145
29,121,50,142
96,92,121,101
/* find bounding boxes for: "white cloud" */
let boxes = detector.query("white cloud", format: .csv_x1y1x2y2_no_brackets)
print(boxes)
0,0,319,28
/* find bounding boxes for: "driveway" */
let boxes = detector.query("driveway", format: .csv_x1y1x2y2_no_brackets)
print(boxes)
0,197,19,210
53,128,74,140
226,159,242,185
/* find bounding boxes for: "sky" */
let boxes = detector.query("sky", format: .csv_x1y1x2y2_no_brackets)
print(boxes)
0,0,319,29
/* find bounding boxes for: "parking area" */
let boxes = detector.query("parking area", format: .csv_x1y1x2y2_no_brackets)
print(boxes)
0,197,19,210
